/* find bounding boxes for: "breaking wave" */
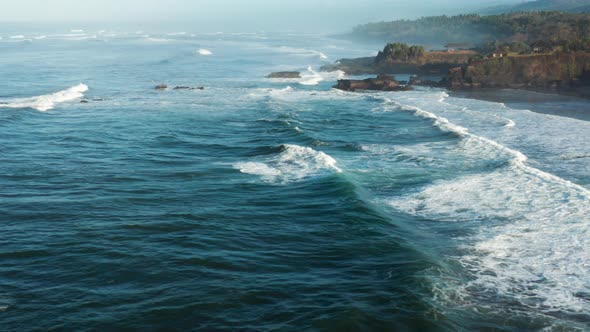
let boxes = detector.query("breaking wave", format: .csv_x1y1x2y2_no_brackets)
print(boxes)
275,46,329,60
299,66,345,86
0,84,89,111
195,49,213,56
234,144,342,184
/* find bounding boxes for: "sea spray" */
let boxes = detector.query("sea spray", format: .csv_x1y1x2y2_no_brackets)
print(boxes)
0,84,88,111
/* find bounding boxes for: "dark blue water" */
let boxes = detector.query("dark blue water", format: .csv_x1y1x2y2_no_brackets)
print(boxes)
1,29,590,331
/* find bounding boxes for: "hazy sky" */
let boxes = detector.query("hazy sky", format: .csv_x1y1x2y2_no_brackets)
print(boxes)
1,0,525,32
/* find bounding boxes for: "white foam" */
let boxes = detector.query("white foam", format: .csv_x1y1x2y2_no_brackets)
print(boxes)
299,66,345,86
299,66,323,86
384,97,590,315
437,91,516,129
9,35,24,39
438,92,450,103
167,32,186,36
70,29,84,33
34,35,47,40
196,49,213,56
391,97,590,192
234,144,342,184
262,86,294,97
391,165,590,313
503,118,516,127
146,37,172,42
246,84,361,104
53,33,86,38
275,46,329,60
68,35,97,41
0,84,88,111
234,162,282,182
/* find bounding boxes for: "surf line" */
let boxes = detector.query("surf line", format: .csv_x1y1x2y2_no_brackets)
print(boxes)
381,96,590,199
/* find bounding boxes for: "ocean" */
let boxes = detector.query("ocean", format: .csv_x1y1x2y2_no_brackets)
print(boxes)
1,26,589,331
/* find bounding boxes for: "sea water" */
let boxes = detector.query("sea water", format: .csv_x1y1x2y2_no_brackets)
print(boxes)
1,26,589,331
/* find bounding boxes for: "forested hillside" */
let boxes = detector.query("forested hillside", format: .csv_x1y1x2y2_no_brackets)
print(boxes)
350,12,590,46
485,0,590,14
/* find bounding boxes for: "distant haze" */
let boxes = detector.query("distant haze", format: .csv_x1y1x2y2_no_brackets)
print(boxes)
1,0,528,32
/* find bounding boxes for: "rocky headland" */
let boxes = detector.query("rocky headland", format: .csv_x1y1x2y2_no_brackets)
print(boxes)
334,74,413,92
329,11,590,96
321,44,476,76
323,42,590,96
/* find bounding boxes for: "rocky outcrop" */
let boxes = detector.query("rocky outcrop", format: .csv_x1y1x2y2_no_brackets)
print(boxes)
80,98,105,104
155,85,204,91
445,52,590,89
334,74,413,92
267,71,301,78
173,86,204,90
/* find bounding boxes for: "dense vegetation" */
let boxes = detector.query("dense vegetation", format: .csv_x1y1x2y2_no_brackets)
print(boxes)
485,0,590,15
350,12,590,48
375,43,425,62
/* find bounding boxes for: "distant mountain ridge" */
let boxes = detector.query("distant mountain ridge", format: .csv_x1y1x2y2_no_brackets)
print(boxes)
485,0,590,14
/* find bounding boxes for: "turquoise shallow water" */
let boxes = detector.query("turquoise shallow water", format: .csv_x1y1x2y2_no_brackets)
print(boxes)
1,28,590,331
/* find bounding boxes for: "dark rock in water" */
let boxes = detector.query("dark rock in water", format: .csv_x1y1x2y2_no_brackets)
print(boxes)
155,84,168,90
172,86,205,90
92,98,104,101
267,71,301,79
334,74,413,92
80,100,89,103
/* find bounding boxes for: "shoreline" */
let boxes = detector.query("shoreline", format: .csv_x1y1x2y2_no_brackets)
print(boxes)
327,69,590,121
450,88,590,122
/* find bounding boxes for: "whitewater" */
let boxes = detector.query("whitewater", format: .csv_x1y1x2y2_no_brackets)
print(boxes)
0,29,589,331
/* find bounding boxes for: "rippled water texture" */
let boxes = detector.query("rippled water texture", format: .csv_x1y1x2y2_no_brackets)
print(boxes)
1,28,589,331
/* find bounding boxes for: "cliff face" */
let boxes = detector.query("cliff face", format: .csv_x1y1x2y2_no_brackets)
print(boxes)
448,52,590,89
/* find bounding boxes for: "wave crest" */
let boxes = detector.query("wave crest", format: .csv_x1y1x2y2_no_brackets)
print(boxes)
196,49,213,56
0,84,88,111
234,144,342,184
